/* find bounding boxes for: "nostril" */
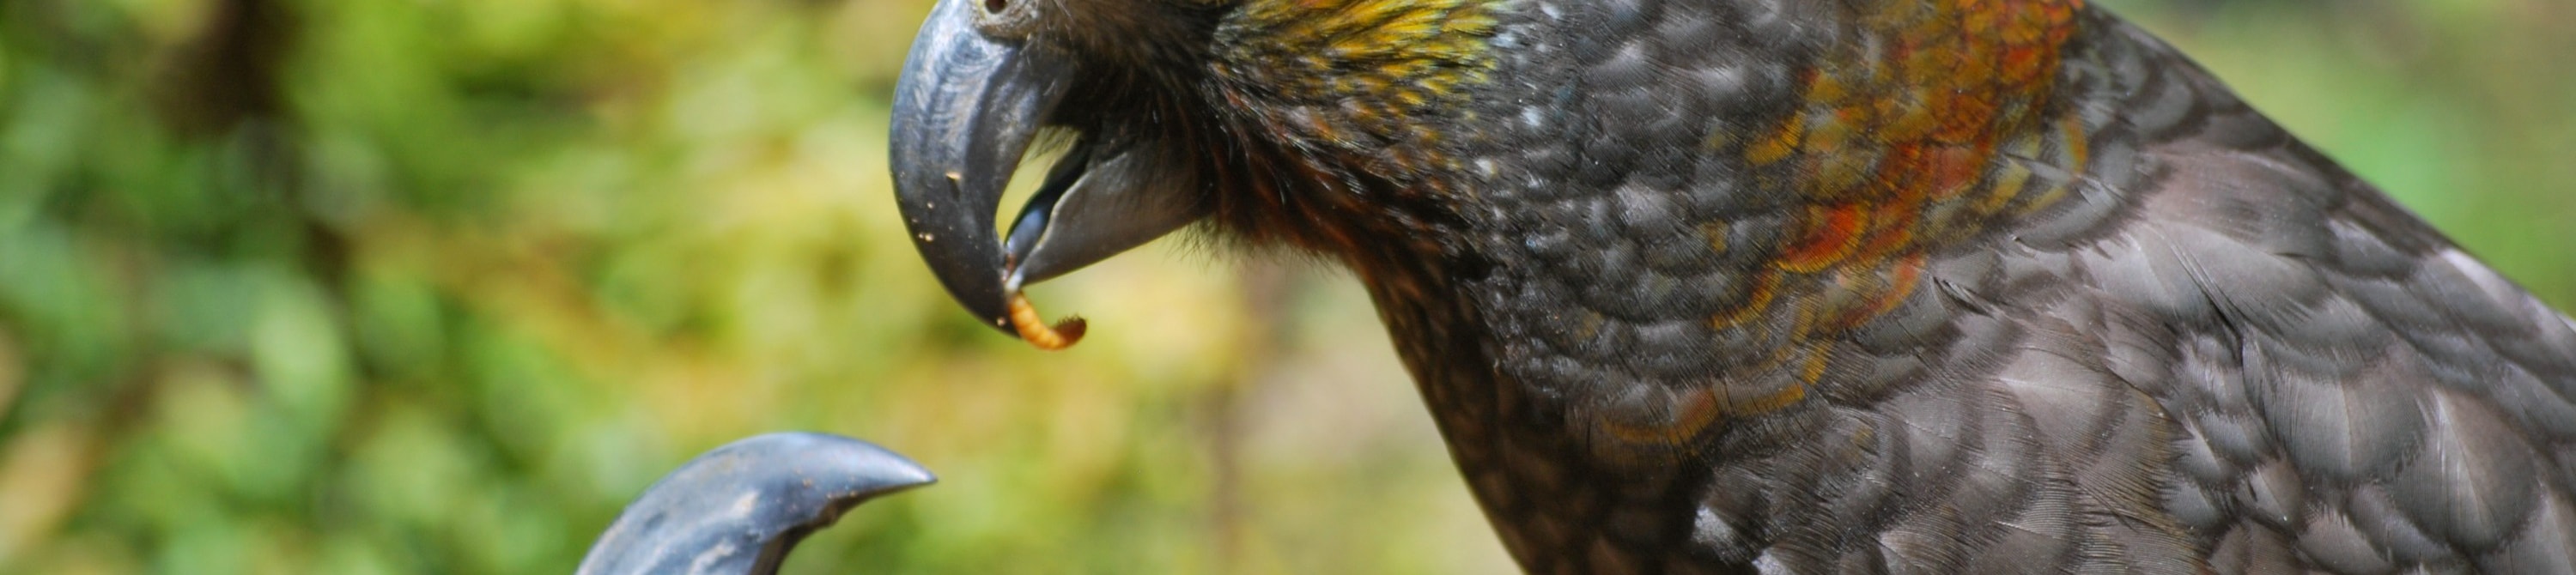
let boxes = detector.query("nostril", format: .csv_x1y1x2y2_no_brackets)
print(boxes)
984,0,1007,14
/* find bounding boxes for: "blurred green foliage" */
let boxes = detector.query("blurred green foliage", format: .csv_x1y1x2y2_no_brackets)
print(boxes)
0,0,2567,572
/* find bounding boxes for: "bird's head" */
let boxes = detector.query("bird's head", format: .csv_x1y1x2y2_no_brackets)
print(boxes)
890,0,1502,342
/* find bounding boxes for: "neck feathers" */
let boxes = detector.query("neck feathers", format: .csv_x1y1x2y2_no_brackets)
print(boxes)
1303,0,2107,462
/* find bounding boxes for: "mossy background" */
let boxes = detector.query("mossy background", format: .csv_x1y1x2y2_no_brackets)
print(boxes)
0,0,2569,572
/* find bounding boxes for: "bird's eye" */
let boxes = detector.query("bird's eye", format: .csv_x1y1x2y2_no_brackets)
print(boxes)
984,0,1008,15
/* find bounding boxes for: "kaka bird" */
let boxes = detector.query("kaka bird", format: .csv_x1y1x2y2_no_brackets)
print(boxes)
888,0,2576,572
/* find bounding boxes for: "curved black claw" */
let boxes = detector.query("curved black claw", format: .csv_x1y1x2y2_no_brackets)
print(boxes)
576,433,935,575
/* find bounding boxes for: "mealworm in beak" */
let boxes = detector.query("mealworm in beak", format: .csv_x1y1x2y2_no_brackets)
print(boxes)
1007,292,1086,350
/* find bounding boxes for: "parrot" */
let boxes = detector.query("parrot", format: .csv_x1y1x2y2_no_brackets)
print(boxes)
885,0,2576,572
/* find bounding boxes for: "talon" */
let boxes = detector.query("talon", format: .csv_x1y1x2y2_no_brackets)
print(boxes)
1007,292,1086,350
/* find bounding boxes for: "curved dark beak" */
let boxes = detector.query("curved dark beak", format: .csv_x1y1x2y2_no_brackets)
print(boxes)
890,0,1204,338
890,0,1066,334
576,433,934,575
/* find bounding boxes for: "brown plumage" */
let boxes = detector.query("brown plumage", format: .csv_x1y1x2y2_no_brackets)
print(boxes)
889,1,2576,572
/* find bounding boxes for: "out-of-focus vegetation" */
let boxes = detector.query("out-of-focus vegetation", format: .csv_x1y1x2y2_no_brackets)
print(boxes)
0,0,2567,572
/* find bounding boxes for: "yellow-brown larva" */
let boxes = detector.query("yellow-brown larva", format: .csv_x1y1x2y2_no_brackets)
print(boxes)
1007,292,1086,350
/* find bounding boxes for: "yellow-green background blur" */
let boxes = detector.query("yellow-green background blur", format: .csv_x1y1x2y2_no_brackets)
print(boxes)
0,0,2569,572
